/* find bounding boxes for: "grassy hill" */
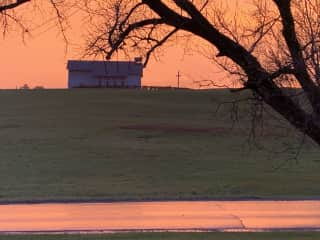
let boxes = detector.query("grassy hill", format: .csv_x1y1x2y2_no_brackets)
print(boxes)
0,88,318,202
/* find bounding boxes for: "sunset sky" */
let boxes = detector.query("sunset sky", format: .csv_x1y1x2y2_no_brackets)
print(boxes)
0,0,243,89
0,31,218,89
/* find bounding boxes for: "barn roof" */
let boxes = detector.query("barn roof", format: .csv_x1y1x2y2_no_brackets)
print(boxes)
67,60,143,76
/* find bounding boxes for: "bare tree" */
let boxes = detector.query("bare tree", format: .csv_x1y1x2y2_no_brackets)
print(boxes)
0,0,71,38
82,0,320,145
0,0,30,34
0,0,29,12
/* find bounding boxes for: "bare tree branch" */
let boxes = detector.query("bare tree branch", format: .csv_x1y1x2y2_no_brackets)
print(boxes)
82,0,320,145
0,0,29,12
273,0,320,112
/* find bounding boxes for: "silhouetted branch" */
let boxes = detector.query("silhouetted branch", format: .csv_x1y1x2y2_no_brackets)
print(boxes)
0,0,29,12
82,0,320,146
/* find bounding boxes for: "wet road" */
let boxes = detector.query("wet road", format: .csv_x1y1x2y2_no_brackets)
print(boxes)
0,201,320,233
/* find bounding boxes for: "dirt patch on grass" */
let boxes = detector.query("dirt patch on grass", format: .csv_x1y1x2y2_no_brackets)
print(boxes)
0,124,21,130
120,124,239,134
120,124,292,137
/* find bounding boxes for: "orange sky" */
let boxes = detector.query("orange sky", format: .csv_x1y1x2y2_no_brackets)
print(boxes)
0,1,246,89
0,27,220,89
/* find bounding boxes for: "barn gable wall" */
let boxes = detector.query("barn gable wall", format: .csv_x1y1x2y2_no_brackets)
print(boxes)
67,60,143,89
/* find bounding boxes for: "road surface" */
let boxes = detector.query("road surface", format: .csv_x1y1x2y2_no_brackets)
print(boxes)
0,201,320,233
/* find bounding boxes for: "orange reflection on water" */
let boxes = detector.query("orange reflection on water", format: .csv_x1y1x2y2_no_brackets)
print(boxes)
0,201,319,232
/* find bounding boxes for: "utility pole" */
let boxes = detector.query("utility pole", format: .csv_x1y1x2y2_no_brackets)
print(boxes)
176,71,181,89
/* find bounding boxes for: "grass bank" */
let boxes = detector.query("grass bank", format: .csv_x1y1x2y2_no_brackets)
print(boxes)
0,233,319,240
0,89,319,202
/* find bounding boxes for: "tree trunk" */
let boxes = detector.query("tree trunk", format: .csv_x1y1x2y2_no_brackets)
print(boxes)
250,71,320,145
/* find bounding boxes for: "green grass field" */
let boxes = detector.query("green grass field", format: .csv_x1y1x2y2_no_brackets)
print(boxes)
0,88,319,202
1,233,320,240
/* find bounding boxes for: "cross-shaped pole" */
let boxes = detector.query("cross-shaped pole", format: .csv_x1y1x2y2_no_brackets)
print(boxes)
176,71,181,89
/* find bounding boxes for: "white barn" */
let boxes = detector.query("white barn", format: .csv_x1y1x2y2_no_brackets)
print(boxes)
67,59,143,89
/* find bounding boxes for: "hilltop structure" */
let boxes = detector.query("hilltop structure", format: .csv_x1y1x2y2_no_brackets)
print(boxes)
67,59,143,89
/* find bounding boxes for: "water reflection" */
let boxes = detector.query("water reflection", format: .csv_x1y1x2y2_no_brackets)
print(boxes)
0,201,319,232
